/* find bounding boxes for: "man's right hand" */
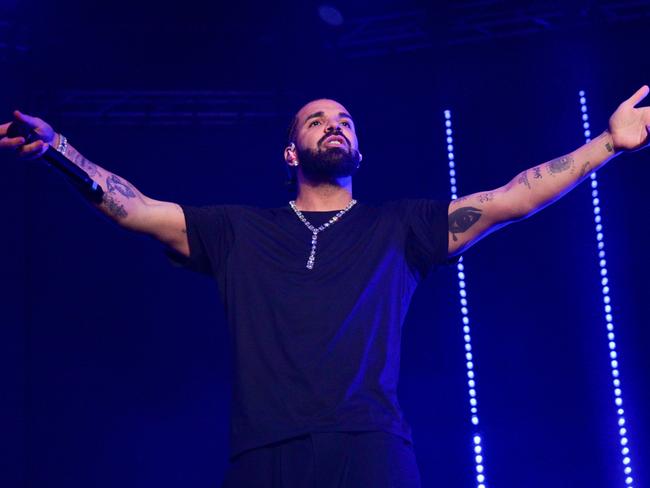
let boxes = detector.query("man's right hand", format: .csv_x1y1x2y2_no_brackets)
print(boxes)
0,110,59,160
2,110,190,258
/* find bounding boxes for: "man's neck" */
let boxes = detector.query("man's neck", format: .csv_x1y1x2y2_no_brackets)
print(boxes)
294,177,353,211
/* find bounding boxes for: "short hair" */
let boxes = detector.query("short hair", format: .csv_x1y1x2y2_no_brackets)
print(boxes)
286,97,346,144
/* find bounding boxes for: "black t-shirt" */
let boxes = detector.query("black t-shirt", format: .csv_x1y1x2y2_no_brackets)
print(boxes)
168,199,451,457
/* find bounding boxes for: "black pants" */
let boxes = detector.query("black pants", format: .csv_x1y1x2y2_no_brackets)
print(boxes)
222,431,422,488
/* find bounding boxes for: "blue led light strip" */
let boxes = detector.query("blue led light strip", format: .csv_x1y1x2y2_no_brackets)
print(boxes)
578,90,635,487
444,110,487,488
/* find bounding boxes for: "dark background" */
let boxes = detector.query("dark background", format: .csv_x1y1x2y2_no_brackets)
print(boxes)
2,0,649,486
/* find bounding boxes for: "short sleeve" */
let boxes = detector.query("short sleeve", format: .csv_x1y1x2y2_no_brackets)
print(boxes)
165,204,234,277
402,199,453,279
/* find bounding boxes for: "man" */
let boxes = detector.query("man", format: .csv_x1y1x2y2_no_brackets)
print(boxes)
2,89,649,487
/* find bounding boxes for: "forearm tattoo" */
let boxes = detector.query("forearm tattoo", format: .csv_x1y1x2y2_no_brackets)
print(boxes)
449,206,482,242
106,174,137,198
532,166,543,179
70,151,102,178
102,193,128,219
546,155,575,175
517,170,532,190
579,161,591,178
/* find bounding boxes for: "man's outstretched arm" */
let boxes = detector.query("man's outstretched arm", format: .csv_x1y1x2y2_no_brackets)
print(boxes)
448,85,650,256
0,111,190,257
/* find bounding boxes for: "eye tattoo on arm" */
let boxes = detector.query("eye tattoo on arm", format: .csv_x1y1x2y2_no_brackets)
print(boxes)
546,155,575,175
106,175,137,198
449,206,483,242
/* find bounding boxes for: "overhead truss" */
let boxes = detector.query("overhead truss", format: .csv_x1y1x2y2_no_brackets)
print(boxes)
36,90,281,126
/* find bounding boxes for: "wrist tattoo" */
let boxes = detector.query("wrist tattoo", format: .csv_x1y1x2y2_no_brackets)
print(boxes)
106,174,136,198
546,155,575,175
605,142,614,153
517,170,532,190
449,206,482,242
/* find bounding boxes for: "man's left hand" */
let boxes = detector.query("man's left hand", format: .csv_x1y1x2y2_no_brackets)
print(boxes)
609,85,650,152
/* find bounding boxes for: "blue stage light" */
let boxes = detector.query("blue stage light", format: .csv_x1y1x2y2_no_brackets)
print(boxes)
444,109,488,487
578,90,636,487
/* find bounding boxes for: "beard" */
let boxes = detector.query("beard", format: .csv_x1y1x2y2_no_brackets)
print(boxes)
296,144,361,182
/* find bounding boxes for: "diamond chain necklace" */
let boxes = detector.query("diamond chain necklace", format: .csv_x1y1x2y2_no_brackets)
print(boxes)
289,199,357,269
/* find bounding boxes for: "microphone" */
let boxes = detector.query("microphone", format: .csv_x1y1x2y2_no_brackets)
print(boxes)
7,121,105,204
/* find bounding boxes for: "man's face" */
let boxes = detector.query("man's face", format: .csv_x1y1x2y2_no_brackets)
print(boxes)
291,99,361,181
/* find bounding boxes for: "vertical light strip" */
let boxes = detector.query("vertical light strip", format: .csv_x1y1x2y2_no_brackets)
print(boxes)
444,109,487,488
578,90,635,487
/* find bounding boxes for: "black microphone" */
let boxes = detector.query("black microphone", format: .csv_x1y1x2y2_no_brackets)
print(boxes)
7,121,104,204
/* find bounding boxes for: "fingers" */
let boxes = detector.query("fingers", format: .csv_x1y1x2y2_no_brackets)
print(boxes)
1,111,51,160
0,131,48,160
0,136,25,150
625,85,649,107
14,110,42,128
17,139,49,160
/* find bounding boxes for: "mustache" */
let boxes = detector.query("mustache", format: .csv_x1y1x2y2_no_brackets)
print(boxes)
318,131,350,147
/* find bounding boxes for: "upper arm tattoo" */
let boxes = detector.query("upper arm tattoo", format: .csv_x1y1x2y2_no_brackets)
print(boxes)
478,192,494,203
102,193,128,219
449,206,483,242
106,174,137,198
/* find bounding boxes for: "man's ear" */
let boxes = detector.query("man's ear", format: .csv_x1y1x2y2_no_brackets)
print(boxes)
284,142,299,166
